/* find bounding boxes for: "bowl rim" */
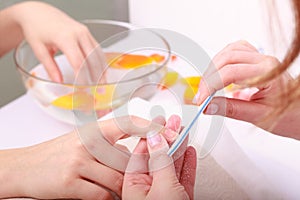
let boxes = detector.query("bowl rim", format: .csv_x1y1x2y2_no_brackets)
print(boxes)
14,19,171,87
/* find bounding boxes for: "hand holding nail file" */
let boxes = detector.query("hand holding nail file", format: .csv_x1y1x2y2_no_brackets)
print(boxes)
167,93,215,156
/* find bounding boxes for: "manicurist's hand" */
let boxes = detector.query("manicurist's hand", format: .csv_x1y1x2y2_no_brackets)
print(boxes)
194,40,300,139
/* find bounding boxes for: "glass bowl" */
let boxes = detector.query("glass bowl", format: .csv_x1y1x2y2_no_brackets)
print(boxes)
14,20,171,124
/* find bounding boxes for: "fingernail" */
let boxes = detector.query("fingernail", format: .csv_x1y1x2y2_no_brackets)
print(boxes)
164,129,177,140
204,103,219,115
192,91,201,104
52,74,62,83
147,131,162,148
166,115,181,132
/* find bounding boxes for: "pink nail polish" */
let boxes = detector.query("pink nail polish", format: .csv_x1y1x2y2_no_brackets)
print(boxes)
164,129,177,140
166,115,181,132
204,103,219,115
147,131,162,147
192,91,201,104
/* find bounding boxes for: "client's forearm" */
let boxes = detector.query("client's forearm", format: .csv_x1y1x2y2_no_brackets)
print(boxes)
0,3,24,57
0,148,27,198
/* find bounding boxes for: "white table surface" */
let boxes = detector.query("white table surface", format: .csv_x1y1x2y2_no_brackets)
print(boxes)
0,93,74,149
1,93,300,199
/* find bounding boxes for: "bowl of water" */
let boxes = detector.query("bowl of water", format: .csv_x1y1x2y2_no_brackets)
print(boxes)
14,20,171,124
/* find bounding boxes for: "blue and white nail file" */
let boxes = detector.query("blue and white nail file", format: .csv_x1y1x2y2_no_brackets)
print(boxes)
167,94,215,156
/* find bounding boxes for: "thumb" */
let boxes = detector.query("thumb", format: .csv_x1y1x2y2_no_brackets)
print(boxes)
147,132,177,185
204,96,270,124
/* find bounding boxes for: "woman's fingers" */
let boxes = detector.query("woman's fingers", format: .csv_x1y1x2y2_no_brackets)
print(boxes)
162,115,180,143
194,40,280,105
30,42,62,82
195,54,280,105
212,51,264,72
78,31,104,83
204,96,270,124
211,41,258,69
152,115,166,126
180,146,197,200
58,39,85,74
204,41,259,77
79,160,123,197
98,116,165,141
195,63,261,105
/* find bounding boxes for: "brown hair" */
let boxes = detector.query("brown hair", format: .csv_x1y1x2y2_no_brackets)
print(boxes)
250,0,300,120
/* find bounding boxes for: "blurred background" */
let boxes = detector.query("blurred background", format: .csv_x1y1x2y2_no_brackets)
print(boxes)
0,0,129,107
0,0,295,107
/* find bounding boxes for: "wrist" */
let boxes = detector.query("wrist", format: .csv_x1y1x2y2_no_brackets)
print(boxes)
0,148,29,198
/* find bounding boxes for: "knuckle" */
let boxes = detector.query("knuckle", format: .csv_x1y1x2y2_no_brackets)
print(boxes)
217,51,236,67
226,40,244,49
61,172,76,188
64,156,85,179
236,39,251,46
73,56,84,70
224,51,236,63
226,99,236,118
96,189,112,200
76,24,90,36
225,40,252,52
111,173,124,194
264,56,280,69
219,65,236,86
58,31,75,43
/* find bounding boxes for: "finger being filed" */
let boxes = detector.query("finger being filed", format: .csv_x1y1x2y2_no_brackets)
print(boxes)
180,146,197,200
98,116,165,143
31,43,63,82
162,115,181,143
152,115,166,126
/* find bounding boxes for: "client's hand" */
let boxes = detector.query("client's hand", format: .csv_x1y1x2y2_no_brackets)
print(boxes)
1,116,160,200
12,1,102,82
0,120,126,199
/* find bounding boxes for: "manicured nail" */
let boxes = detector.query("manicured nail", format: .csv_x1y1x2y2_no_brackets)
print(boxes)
52,74,62,83
147,131,162,148
166,115,181,132
164,129,177,140
192,91,201,104
204,103,219,115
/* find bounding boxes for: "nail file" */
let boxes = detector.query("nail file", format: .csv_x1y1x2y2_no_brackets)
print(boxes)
167,94,215,156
